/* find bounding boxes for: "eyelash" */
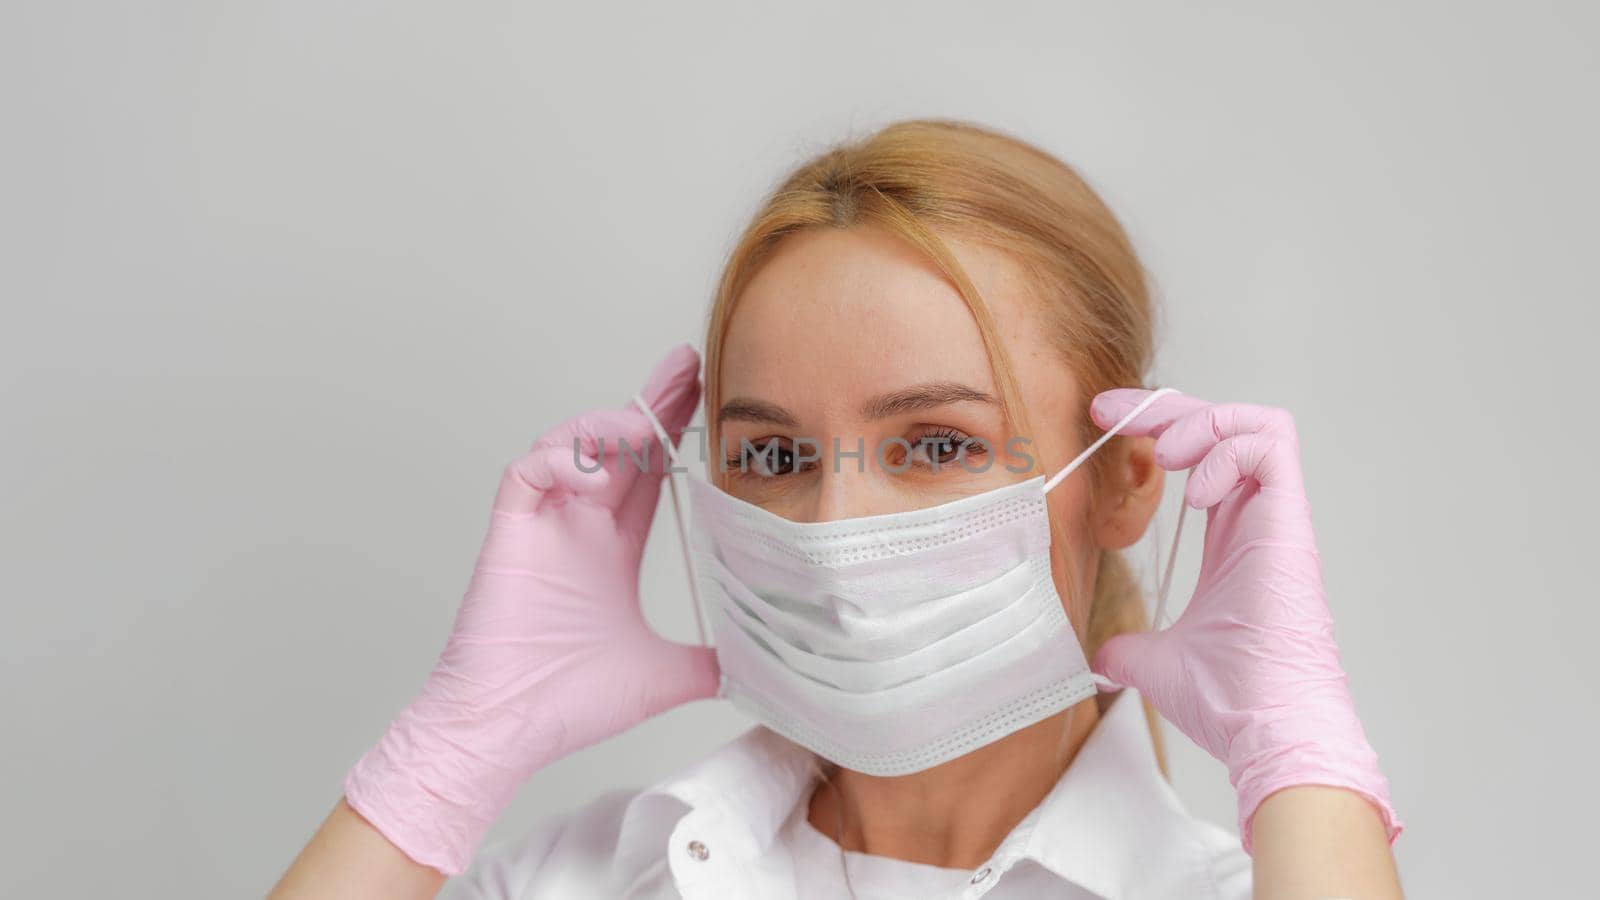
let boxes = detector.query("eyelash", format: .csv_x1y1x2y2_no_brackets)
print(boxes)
724,427,988,478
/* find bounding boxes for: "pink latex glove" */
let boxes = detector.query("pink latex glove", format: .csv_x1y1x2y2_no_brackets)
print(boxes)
343,344,720,875
1088,389,1401,852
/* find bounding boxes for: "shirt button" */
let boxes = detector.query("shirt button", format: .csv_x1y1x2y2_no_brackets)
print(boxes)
686,839,710,861
970,865,992,884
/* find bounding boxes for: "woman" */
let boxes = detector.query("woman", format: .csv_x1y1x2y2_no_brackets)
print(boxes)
271,119,1402,899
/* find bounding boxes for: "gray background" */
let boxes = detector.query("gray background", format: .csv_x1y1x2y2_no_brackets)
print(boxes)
3,2,1596,897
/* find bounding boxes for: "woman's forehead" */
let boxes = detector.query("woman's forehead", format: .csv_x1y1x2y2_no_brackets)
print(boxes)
719,226,1048,411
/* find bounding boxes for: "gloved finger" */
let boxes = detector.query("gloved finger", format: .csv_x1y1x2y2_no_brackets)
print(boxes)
634,343,701,442
1090,672,1127,692
1149,401,1294,469
1089,388,1212,439
497,410,662,513
1091,628,1179,694
618,345,703,529
495,443,615,513
1152,403,1305,491
1185,431,1307,508
537,407,662,458
496,346,701,518
643,642,721,711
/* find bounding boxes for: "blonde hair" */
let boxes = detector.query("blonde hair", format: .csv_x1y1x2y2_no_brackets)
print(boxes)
701,119,1168,865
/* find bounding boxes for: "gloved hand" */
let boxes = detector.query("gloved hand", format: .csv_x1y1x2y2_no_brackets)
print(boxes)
343,344,720,875
1088,389,1401,852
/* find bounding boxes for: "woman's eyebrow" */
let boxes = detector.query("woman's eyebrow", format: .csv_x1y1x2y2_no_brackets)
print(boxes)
718,382,996,427
717,397,800,427
860,381,997,420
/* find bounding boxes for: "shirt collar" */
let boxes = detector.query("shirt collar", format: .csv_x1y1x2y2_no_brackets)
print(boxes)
1015,687,1218,897
615,722,816,863
614,689,1215,898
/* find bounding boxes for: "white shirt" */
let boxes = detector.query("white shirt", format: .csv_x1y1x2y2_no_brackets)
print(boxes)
440,690,1251,899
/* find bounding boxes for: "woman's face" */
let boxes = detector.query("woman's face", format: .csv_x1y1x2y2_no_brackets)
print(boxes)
717,224,1145,622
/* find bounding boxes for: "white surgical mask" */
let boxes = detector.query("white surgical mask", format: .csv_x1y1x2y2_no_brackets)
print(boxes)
633,386,1186,775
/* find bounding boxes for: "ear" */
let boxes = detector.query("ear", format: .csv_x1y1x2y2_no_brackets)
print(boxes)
1092,435,1164,550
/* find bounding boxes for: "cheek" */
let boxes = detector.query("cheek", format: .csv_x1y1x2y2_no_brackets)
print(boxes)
1044,484,1101,635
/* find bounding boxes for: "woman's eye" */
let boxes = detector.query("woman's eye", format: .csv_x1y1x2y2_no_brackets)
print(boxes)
909,429,986,468
726,431,986,476
728,439,802,477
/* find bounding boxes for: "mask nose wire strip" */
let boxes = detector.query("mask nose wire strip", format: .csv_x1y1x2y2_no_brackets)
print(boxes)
631,394,710,648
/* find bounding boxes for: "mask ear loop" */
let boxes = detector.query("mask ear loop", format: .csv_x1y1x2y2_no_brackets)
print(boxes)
1041,387,1181,493
1039,388,1189,690
1151,490,1189,632
631,394,710,648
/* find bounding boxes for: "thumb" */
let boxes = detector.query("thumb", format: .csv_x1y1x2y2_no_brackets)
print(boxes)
1091,629,1170,693
645,642,722,711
